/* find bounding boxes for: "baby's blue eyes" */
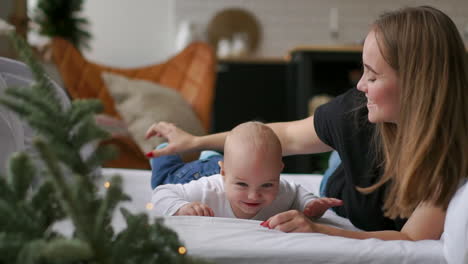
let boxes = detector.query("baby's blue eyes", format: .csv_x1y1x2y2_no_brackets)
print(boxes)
236,182,248,187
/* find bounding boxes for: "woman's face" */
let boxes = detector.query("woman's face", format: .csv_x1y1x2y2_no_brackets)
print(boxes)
357,30,400,124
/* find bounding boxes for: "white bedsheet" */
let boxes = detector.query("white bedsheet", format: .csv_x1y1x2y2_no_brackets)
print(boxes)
100,168,446,264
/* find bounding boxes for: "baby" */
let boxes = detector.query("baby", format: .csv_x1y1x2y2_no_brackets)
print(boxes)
151,122,342,220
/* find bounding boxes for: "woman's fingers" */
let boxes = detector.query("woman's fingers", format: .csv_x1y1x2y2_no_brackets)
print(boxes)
265,210,317,233
145,122,173,139
146,145,176,159
268,210,300,228
273,219,299,233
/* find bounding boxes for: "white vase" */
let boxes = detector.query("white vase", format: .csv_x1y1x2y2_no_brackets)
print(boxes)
217,38,231,58
231,32,248,57
175,21,197,53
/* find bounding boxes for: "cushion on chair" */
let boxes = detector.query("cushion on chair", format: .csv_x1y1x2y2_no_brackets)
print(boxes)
50,38,216,169
50,37,216,130
101,72,205,153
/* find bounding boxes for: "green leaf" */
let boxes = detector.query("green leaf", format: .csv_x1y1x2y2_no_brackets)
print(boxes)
7,152,35,200
15,239,46,264
33,0,91,49
0,233,29,263
71,116,109,149
42,238,93,263
85,145,118,171
0,97,31,117
31,180,66,226
68,99,104,126
93,176,130,239
0,176,15,203
5,86,62,118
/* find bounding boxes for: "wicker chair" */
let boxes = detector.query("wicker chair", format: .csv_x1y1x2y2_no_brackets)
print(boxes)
51,38,216,169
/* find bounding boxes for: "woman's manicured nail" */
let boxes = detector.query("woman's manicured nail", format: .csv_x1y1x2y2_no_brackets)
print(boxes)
145,152,154,158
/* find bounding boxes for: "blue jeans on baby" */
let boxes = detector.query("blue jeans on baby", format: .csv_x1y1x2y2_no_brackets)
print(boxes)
319,150,341,197
150,152,223,189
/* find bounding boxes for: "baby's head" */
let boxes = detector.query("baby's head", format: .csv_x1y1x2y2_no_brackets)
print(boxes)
219,122,284,219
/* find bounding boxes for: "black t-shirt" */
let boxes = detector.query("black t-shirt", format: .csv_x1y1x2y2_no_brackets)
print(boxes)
314,88,407,231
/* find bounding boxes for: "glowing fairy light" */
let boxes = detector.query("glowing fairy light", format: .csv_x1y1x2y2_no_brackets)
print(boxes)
104,181,110,189
178,246,187,255
146,203,154,210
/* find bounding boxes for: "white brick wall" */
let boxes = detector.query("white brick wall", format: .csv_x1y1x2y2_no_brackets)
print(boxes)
175,0,468,58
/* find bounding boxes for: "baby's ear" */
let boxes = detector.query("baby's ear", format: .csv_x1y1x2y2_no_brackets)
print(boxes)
218,161,225,176
279,161,285,172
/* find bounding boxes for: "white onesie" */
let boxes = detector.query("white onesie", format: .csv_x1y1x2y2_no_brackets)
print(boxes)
151,174,318,220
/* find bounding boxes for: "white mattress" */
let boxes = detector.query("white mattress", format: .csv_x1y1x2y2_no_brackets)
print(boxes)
100,168,446,264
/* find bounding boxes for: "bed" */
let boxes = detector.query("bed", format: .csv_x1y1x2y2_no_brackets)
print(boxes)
101,168,448,264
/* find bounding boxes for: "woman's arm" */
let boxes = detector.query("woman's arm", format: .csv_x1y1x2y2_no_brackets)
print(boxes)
267,116,332,156
267,202,446,241
145,116,332,158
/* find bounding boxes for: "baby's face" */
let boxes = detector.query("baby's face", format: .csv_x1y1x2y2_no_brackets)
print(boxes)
222,158,282,219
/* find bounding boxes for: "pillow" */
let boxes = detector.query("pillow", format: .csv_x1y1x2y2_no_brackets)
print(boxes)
0,57,72,175
443,180,468,264
101,72,205,153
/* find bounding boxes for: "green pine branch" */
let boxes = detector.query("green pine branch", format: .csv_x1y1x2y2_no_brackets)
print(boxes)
0,33,209,263
33,0,92,50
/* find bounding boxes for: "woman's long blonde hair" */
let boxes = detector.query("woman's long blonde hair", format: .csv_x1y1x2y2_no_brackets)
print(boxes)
361,6,468,219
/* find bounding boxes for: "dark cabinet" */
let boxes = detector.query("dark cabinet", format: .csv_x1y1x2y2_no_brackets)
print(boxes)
212,60,288,133
212,48,363,173
287,48,362,173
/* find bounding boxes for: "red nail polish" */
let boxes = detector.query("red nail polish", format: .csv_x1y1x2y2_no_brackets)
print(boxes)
145,152,154,158
261,220,270,228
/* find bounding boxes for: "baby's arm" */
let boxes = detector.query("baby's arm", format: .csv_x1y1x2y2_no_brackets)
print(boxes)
151,178,214,216
303,197,343,219
293,184,342,219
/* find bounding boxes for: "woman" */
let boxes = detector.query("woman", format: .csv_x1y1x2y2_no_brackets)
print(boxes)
146,6,468,241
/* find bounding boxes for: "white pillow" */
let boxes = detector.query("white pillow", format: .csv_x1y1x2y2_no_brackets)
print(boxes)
101,72,205,153
443,180,468,264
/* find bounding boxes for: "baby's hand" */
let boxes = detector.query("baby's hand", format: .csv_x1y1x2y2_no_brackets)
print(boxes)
175,202,214,217
303,197,343,219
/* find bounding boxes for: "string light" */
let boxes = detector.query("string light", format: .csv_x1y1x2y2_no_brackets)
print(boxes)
104,181,110,189
146,203,154,210
178,246,187,255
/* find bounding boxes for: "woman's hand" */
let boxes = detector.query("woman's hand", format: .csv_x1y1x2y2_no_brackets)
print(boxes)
145,122,198,158
175,202,215,217
266,210,319,233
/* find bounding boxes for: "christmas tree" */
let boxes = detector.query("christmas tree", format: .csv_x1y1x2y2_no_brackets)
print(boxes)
0,33,208,264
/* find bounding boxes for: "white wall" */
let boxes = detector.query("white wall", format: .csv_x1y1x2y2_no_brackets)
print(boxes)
23,0,467,66
175,0,468,58
83,0,175,67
